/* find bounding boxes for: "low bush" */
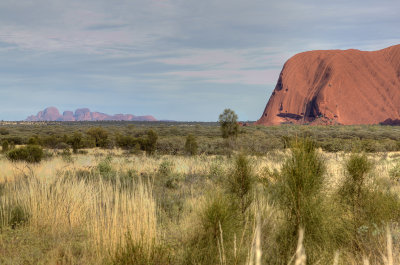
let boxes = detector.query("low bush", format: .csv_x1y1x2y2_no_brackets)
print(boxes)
227,153,254,214
60,148,73,163
112,234,172,265
144,130,158,155
183,191,242,265
338,153,400,254
268,138,338,264
6,145,44,163
68,132,83,153
87,127,109,148
9,204,29,229
0,127,10,135
116,134,140,150
27,136,42,146
158,160,174,178
389,162,400,182
185,134,198,156
97,156,117,182
2,140,9,153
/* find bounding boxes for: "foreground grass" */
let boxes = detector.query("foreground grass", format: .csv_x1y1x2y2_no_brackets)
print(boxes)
1,149,400,264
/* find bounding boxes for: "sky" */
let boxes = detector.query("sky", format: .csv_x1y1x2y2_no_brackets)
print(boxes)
0,0,399,121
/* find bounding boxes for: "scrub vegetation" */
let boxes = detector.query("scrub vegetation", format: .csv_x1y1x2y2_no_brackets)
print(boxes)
1,121,400,264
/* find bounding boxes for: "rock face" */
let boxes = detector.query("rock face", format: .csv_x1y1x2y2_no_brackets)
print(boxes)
26,107,157,122
74,108,92,121
61,111,75,121
26,106,61,121
256,44,400,125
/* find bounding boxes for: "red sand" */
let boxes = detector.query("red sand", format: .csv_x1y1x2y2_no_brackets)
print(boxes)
256,45,400,125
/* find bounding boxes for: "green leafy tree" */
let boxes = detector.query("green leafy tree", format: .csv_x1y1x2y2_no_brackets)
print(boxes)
2,140,9,153
218,109,239,139
144,129,158,155
69,132,83,153
116,134,139,150
86,127,109,148
184,134,198,155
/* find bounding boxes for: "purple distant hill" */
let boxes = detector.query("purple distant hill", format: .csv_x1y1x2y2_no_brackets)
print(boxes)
26,107,157,122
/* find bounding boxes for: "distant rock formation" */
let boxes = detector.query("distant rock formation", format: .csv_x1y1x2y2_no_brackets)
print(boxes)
380,118,400,126
34,106,61,121
26,107,157,122
256,44,400,125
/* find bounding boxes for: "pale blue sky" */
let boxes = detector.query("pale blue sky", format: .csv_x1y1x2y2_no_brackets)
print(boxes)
0,0,399,121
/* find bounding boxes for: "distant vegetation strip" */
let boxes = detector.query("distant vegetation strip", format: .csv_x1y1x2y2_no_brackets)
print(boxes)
2,121,400,154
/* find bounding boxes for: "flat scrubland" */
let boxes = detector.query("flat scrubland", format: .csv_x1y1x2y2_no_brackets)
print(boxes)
1,145,400,265
2,121,400,154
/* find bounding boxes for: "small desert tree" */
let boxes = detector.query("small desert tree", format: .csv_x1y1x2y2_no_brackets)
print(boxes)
144,129,158,155
86,127,109,148
2,140,9,153
339,153,372,251
218,109,239,139
228,153,254,214
185,134,198,156
69,132,83,153
270,138,329,263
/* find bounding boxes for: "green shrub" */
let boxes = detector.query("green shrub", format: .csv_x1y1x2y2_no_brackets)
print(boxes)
219,108,239,139
0,127,10,135
87,127,109,148
9,205,29,229
41,135,62,149
184,191,241,265
164,174,181,190
67,169,96,183
159,191,185,223
158,160,174,178
6,145,44,163
209,161,224,179
227,153,254,214
129,143,142,155
4,136,22,145
55,142,69,150
112,234,172,265
338,154,373,226
144,129,158,155
184,134,198,156
2,140,9,153
389,162,400,182
156,137,184,155
116,134,140,150
338,153,400,252
69,132,83,153
117,169,138,190
269,138,333,263
97,156,116,181
60,148,73,163
27,136,42,146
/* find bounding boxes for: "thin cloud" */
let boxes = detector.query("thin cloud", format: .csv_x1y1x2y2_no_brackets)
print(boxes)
0,0,399,120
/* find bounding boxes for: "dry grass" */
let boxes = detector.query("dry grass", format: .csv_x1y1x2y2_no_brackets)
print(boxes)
290,226,398,265
0,153,157,263
1,150,400,264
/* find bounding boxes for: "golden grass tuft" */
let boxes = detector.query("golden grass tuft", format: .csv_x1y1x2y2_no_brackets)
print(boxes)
0,155,157,261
